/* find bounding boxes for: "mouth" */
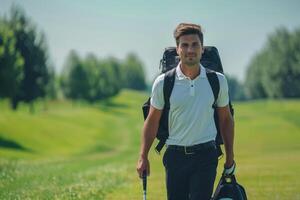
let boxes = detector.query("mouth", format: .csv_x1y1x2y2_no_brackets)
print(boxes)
186,56,196,60
186,54,196,58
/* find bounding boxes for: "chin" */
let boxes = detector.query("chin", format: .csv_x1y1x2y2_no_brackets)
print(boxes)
186,63,199,67
183,60,199,67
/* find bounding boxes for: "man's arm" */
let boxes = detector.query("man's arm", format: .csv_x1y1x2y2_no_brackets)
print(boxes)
217,105,234,168
136,105,162,178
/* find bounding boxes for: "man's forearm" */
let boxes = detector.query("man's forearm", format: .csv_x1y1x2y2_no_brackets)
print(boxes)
220,117,234,164
137,106,162,177
139,118,159,158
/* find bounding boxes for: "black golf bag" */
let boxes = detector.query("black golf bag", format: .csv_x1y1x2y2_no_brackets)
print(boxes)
211,174,248,200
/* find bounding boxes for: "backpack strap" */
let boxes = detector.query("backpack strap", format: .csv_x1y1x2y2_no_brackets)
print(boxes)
163,68,176,109
206,68,220,109
155,68,176,153
206,68,224,157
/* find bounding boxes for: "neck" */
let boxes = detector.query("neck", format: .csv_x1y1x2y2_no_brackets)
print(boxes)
180,63,200,80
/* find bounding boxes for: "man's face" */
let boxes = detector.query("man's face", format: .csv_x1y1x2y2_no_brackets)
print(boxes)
176,34,204,67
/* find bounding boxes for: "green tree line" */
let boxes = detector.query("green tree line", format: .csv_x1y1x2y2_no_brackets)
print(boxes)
0,5,146,110
1,5,300,110
224,26,300,101
245,26,300,99
60,51,146,102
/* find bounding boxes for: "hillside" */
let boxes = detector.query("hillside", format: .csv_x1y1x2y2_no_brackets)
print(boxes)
0,91,300,199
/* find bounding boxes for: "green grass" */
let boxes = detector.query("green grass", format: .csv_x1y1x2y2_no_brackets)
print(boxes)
0,91,300,199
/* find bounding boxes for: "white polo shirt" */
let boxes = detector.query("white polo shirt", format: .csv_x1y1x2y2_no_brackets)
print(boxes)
150,63,229,146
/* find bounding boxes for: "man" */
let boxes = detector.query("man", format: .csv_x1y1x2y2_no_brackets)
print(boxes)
136,23,235,200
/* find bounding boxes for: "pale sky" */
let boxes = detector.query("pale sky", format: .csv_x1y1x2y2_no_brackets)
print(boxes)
1,0,300,82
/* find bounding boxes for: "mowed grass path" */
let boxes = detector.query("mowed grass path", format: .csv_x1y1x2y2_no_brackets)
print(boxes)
1,90,300,199
0,90,144,199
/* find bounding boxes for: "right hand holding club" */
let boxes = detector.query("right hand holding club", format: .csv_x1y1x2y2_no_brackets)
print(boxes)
137,156,150,179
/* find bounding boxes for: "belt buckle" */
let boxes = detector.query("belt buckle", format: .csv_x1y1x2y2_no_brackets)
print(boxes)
184,146,195,155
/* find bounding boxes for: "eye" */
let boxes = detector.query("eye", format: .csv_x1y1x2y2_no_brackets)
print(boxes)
181,43,188,48
192,43,200,47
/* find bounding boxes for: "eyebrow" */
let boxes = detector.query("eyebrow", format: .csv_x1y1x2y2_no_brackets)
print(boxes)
180,42,199,45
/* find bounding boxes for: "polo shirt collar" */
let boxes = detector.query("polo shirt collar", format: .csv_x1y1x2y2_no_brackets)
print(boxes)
175,62,206,80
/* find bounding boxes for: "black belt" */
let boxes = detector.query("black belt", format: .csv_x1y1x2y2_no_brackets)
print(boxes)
167,141,216,155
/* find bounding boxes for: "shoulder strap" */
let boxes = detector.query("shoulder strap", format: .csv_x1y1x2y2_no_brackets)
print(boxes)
155,68,176,153
206,68,220,108
163,68,176,109
206,68,223,157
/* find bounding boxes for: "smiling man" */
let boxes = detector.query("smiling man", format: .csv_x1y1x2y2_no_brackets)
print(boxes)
137,23,235,200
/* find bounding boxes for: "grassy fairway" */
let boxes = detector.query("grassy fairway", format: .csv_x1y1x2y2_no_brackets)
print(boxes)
0,91,300,199
0,90,144,199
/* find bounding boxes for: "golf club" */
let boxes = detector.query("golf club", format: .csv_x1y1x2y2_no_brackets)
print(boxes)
142,170,147,200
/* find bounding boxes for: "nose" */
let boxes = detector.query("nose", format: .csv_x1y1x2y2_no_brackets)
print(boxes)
187,45,195,53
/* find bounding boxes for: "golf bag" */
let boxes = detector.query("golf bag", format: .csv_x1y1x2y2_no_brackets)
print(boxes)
142,46,234,155
211,174,247,200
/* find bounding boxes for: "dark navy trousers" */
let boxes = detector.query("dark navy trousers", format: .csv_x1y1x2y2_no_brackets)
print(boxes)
163,143,218,200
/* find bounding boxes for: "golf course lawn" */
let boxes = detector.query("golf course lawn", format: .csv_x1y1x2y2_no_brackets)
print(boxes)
0,90,299,199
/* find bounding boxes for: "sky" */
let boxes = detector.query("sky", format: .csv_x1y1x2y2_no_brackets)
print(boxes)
1,0,300,82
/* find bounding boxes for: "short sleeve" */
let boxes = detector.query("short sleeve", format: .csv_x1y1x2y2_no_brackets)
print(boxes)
216,73,229,107
150,74,165,110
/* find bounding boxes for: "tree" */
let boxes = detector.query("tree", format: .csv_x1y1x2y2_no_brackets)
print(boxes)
122,53,146,90
225,74,246,101
61,50,89,100
83,53,100,101
99,57,122,99
45,63,57,99
245,26,300,99
262,27,300,98
80,55,122,101
8,5,53,110
245,52,268,99
61,52,123,102
0,19,24,105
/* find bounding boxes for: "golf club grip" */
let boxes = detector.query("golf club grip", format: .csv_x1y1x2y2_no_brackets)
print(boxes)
142,170,147,191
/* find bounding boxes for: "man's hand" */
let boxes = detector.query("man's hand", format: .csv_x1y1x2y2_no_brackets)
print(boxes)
136,156,150,179
223,160,236,176
137,106,162,179
217,105,235,176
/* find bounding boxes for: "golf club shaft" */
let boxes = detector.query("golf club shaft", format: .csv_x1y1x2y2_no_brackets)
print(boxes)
142,170,147,200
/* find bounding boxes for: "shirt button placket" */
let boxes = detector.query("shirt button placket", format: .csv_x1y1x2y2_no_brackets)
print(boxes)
190,80,195,96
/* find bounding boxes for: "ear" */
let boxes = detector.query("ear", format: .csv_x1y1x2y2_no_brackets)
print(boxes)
176,46,180,55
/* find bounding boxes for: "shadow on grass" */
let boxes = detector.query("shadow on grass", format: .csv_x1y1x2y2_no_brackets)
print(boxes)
0,135,31,152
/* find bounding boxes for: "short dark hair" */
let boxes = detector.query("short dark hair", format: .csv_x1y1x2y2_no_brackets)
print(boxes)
174,23,203,46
